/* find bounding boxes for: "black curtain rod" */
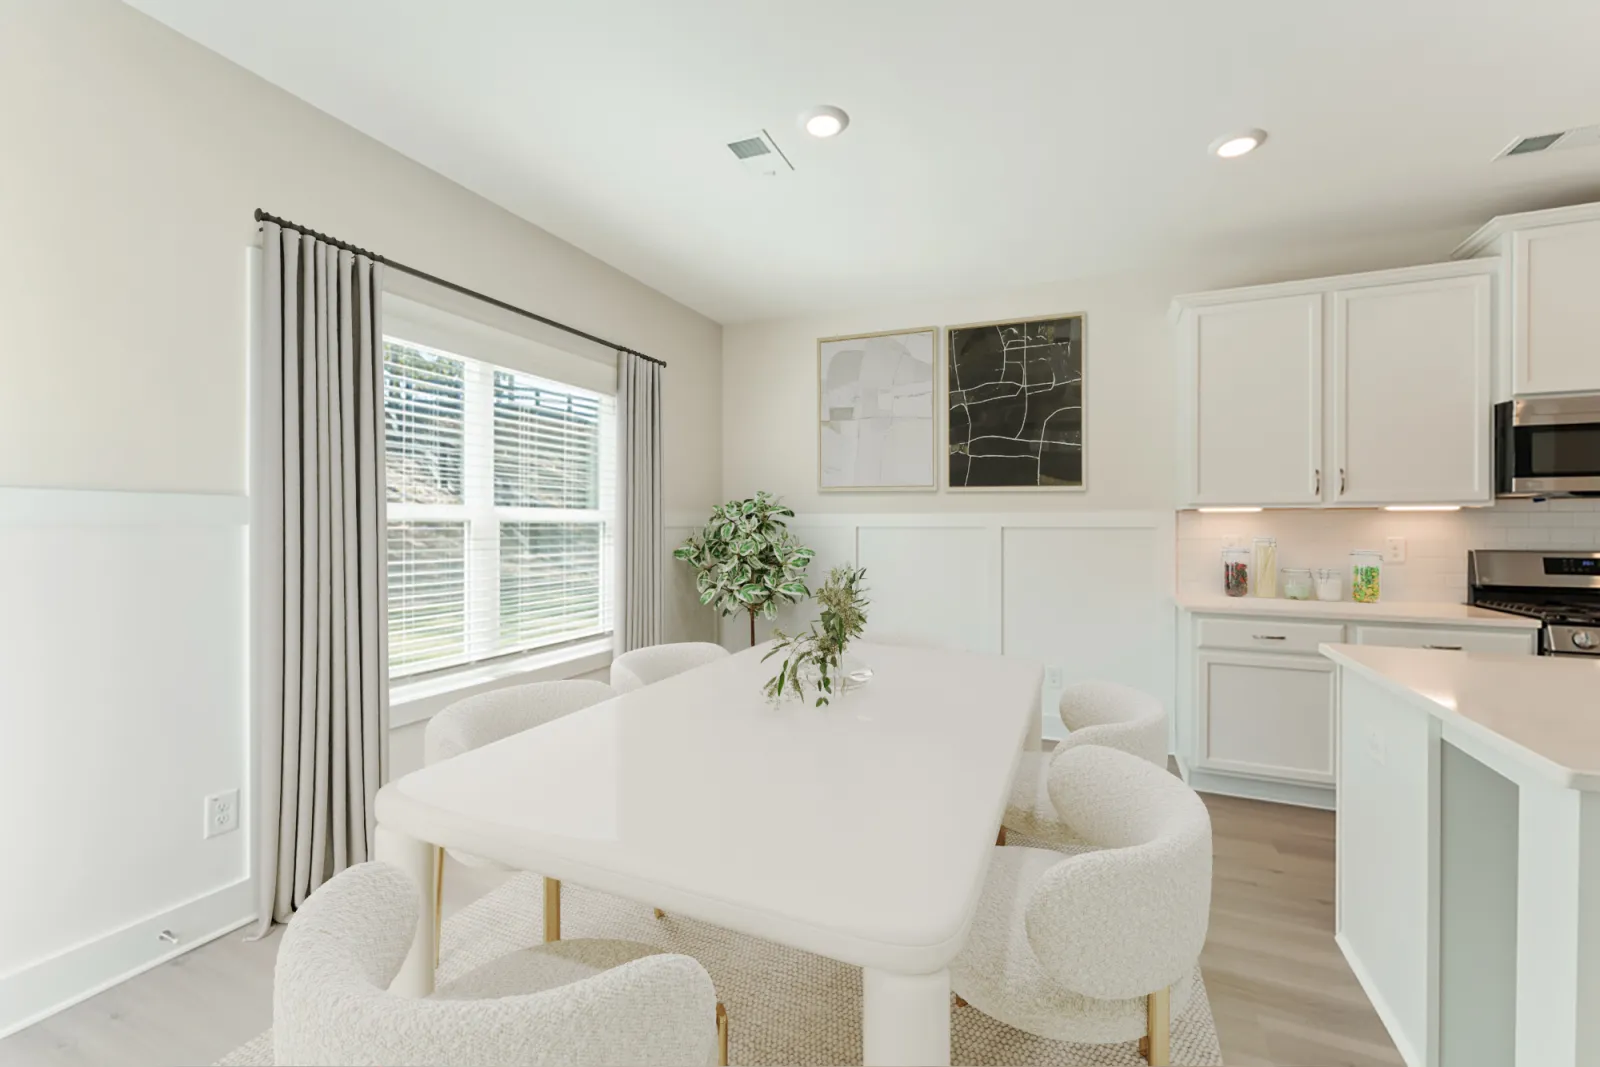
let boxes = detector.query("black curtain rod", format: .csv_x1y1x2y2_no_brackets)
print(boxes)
253,209,667,368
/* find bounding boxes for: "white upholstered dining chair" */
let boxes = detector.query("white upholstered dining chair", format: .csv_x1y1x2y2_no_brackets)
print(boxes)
610,642,729,693
273,861,728,1067
953,746,1212,1066
424,680,616,951
1001,680,1168,845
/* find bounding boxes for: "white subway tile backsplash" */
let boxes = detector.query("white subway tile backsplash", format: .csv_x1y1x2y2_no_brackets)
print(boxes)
1177,504,1600,603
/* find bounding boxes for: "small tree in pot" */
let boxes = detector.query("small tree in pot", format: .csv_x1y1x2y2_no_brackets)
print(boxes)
673,492,814,646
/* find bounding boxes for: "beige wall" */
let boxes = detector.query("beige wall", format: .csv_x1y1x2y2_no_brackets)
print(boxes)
0,0,722,511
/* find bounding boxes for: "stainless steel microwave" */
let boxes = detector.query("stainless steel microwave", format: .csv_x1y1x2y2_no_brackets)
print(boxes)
1495,396,1600,497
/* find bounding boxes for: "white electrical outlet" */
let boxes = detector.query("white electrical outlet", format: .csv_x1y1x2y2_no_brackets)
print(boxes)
1046,666,1064,687
205,789,240,839
1385,537,1407,563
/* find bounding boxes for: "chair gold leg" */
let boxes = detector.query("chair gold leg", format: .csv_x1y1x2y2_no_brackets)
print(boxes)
1144,986,1170,1066
543,877,561,942
654,907,666,919
434,846,444,968
954,994,968,1008
996,826,1007,846
716,1001,729,1066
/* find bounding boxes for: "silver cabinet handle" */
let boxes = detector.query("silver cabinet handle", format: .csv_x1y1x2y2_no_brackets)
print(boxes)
1314,469,1321,495
1340,468,1347,495
1423,644,1462,651
1252,634,1288,641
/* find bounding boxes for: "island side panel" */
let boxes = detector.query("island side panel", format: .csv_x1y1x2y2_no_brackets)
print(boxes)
1335,667,1440,1067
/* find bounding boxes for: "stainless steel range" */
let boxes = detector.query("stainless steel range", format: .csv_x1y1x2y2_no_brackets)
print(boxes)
1467,549,1600,656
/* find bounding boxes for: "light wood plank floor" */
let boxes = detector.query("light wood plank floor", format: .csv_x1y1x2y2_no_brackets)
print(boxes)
1,795,1402,1067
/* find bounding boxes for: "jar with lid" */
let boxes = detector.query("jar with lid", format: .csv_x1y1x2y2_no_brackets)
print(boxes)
1282,568,1314,601
1314,568,1342,601
1252,537,1278,598
1222,548,1250,597
1351,550,1382,603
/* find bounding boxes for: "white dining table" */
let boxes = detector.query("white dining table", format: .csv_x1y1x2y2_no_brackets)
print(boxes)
373,640,1042,1066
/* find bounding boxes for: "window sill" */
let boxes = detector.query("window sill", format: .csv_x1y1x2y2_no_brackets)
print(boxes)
389,637,614,730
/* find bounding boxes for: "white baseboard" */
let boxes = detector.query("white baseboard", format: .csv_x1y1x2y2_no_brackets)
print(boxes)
1184,766,1336,811
0,877,254,1039
1335,931,1424,1067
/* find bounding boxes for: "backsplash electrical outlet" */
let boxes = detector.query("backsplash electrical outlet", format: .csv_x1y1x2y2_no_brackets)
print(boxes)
1178,498,1600,603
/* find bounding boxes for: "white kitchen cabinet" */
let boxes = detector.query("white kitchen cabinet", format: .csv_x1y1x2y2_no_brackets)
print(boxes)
1456,202,1600,398
1332,274,1493,505
1181,295,1323,506
1195,651,1335,784
1174,259,1496,509
1352,624,1537,656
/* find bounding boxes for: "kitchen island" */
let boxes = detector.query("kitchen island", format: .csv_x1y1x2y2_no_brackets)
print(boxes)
1321,643,1600,1067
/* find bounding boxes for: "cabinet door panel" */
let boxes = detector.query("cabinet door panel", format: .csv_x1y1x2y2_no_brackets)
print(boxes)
1353,624,1535,655
1513,220,1600,396
1198,652,1334,783
1334,275,1492,504
1186,295,1323,505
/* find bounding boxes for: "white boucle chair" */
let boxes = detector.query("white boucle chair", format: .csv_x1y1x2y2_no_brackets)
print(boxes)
1001,680,1168,845
952,746,1212,1066
425,680,616,952
610,642,729,693
273,861,726,1067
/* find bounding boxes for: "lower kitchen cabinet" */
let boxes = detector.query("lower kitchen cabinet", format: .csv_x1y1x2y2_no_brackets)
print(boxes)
1195,651,1335,784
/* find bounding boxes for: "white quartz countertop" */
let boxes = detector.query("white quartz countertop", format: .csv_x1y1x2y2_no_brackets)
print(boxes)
1180,595,1541,629
1321,643,1600,791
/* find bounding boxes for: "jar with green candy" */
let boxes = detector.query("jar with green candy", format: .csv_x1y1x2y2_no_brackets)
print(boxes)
1350,550,1382,603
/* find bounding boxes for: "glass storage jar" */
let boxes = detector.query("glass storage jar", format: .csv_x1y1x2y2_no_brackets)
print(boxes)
1282,568,1314,600
1314,568,1342,601
1223,548,1250,597
1351,550,1382,603
1252,537,1279,598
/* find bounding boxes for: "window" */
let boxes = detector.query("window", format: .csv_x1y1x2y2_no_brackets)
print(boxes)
384,336,614,679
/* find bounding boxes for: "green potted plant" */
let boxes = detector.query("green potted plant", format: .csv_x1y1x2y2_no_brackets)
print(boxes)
673,492,814,645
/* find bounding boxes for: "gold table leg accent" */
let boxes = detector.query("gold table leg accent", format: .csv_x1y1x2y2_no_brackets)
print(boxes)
1144,986,1170,1066
654,907,666,919
996,827,1007,846
954,994,968,1008
434,846,445,968
716,1001,729,1066
543,877,561,942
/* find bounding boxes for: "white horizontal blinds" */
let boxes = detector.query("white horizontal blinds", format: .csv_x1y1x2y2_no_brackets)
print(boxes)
383,335,614,679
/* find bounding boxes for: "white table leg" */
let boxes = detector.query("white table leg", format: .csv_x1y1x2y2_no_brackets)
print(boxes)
862,967,950,1067
375,823,436,996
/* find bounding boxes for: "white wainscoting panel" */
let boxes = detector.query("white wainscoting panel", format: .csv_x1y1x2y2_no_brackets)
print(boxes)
857,524,1001,654
0,488,250,1037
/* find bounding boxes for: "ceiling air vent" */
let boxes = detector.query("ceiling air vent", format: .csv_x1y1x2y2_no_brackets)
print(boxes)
1496,123,1600,160
727,129,793,177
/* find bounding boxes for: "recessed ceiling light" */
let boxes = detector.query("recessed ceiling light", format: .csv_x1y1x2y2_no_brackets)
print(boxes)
1210,129,1267,159
801,105,849,138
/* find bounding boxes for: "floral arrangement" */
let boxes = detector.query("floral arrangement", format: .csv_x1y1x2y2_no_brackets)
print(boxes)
673,492,813,645
762,565,869,706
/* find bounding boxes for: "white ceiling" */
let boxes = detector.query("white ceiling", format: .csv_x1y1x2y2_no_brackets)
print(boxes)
127,0,1600,323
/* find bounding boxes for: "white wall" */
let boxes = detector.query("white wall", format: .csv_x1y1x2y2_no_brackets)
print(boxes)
717,232,1477,732
0,0,720,1035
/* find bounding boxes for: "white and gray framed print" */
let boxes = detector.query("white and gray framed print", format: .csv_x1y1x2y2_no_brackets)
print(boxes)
818,327,937,491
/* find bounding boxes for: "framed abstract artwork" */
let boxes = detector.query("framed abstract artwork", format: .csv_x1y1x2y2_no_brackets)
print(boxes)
947,313,1085,490
818,327,938,491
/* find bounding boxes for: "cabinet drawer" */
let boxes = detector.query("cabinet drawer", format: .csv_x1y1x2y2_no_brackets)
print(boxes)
1196,617,1346,655
1352,625,1536,656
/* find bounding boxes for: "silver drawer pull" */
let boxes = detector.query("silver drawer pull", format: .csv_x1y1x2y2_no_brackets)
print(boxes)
1252,634,1288,641
1423,644,1462,651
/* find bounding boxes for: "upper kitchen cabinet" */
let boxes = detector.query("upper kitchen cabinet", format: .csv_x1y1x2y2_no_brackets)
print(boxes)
1174,259,1497,509
1456,202,1600,398
1179,294,1323,506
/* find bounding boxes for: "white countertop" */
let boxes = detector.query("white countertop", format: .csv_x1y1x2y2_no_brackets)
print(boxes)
1321,643,1600,791
1180,594,1541,629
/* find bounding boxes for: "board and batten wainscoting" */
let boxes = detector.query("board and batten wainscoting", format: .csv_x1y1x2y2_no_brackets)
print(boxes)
692,511,1178,743
0,487,253,1038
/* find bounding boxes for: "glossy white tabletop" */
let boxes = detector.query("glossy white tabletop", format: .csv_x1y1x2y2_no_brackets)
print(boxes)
1321,643,1600,791
376,641,1043,973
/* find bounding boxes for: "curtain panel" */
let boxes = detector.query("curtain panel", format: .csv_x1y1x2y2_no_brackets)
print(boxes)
616,352,664,652
254,222,389,931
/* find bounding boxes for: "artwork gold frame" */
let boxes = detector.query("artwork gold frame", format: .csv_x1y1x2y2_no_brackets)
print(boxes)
945,312,1087,492
817,326,939,492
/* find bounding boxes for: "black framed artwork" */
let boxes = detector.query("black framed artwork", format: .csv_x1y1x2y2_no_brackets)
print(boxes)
946,314,1085,489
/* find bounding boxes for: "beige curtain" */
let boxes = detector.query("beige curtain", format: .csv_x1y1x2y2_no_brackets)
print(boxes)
253,222,389,931
616,351,664,652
